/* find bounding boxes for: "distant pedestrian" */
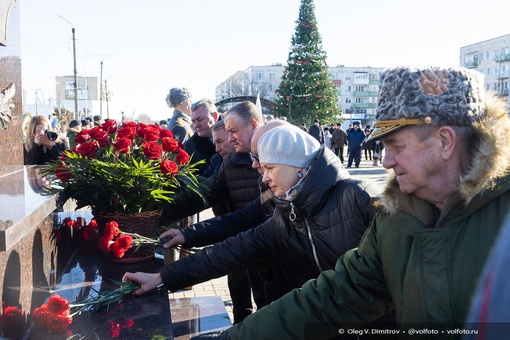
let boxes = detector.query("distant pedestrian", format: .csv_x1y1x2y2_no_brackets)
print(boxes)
331,122,347,163
308,119,324,145
346,121,364,167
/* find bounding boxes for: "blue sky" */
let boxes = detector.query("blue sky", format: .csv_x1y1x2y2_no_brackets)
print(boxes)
19,0,510,121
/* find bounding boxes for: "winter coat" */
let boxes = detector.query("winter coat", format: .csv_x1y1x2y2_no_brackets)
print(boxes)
308,124,324,144
23,140,66,165
225,94,510,339
167,110,193,143
159,147,382,295
347,129,365,149
160,151,261,225
331,128,347,148
66,127,81,150
183,133,216,175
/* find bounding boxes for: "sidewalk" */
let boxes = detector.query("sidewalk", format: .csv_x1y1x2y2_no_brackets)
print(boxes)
169,158,389,323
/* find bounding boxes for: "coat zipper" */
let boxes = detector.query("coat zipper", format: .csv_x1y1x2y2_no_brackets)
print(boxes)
290,202,323,272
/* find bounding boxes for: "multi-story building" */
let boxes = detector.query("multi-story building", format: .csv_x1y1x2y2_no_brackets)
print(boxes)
215,64,284,103
329,66,384,129
55,75,99,117
215,64,384,128
460,34,510,109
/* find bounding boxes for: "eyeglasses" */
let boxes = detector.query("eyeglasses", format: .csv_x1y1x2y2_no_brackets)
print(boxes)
249,152,260,163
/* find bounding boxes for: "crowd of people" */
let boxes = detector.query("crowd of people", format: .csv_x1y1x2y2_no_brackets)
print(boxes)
24,66,510,339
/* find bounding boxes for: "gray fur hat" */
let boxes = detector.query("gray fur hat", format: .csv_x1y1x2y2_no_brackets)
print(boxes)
367,67,486,141
166,87,191,108
258,125,321,168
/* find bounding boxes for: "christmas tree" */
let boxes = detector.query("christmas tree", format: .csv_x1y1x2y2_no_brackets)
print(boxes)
273,0,341,125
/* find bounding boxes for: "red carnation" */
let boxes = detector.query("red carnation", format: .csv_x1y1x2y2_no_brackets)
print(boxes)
143,141,163,160
113,137,132,154
47,295,70,316
1,305,24,336
111,234,133,258
83,224,100,241
98,236,112,253
103,221,120,241
160,159,178,176
161,137,179,152
176,149,190,165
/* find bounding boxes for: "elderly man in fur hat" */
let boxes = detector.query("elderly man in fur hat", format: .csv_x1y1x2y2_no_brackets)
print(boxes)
197,67,510,339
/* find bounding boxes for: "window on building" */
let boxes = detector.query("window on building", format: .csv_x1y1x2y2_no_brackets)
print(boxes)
269,73,275,80
486,51,490,60
495,67,499,74
486,84,490,91
345,98,351,104
487,68,490,75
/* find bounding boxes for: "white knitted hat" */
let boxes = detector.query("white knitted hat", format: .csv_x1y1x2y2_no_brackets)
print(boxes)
257,125,321,168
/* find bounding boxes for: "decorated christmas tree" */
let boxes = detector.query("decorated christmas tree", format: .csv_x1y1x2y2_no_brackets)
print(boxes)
273,0,341,125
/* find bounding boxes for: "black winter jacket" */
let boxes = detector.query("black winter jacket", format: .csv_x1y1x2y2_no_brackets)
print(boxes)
160,151,261,224
160,147,381,292
183,133,216,175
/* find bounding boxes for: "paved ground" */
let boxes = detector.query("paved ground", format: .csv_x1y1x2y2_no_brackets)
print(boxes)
169,157,389,323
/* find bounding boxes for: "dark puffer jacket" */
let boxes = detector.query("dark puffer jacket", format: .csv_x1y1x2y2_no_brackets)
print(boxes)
160,147,382,291
160,151,261,224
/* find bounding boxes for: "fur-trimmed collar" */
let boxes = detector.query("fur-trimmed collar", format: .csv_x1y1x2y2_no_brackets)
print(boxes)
382,93,510,215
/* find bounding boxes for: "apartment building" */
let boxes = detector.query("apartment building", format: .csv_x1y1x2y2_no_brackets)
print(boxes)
215,64,384,128
55,75,99,117
215,64,284,103
460,34,510,108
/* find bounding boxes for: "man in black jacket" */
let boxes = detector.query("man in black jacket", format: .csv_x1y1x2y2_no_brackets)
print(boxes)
159,101,266,323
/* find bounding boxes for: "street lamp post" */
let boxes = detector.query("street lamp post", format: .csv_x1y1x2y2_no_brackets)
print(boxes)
58,15,78,120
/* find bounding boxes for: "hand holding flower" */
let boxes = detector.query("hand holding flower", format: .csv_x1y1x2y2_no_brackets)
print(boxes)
122,272,163,295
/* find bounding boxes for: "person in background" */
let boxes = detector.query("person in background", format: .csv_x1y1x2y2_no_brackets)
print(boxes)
24,115,66,165
184,99,219,175
202,119,236,216
166,87,193,143
362,127,374,161
66,119,81,150
93,115,102,126
346,121,365,168
322,127,332,149
159,120,168,129
123,125,382,326
331,122,347,164
207,66,510,339
307,119,324,145
80,119,88,130
371,139,384,166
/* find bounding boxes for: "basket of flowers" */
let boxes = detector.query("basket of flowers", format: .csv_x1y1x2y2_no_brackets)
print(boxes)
42,120,206,263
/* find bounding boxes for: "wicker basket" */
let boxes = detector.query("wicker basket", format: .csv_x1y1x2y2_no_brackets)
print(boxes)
94,209,163,264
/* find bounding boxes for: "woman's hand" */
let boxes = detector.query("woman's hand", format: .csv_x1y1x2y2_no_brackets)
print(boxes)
160,228,185,248
122,272,163,295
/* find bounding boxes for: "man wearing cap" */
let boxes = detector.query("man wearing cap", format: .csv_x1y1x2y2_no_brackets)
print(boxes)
166,87,194,143
204,66,510,339
66,119,81,149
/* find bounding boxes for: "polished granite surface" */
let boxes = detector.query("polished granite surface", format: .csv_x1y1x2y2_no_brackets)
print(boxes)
27,250,174,339
1,167,231,339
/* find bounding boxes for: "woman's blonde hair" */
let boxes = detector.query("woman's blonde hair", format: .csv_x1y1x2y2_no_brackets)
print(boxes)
24,115,51,152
